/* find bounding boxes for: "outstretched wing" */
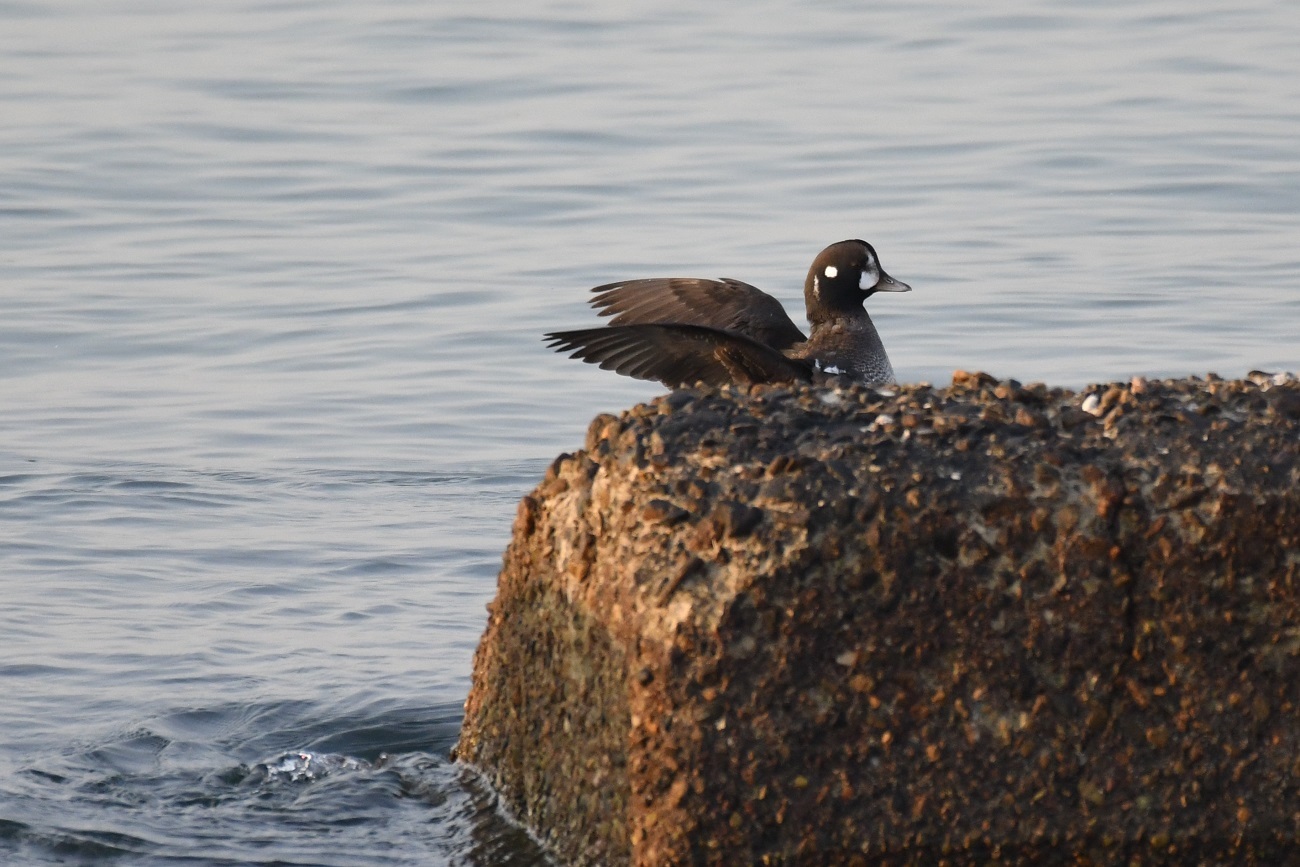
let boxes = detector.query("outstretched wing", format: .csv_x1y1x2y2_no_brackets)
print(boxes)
544,324,814,388
588,278,806,351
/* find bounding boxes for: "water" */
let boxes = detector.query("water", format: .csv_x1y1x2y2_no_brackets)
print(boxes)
1,1,1297,863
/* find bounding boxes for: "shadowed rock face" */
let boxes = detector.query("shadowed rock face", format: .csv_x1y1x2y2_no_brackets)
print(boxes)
454,372,1300,866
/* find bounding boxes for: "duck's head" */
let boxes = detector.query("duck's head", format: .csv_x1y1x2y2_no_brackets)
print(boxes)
804,239,910,321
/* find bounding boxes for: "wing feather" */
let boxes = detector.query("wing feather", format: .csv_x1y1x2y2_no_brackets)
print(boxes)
588,278,806,350
544,325,813,388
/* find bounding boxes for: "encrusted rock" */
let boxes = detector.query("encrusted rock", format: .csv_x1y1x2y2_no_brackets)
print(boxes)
455,372,1300,866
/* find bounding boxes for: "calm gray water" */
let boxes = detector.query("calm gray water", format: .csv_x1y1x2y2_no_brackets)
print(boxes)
2,1,1297,863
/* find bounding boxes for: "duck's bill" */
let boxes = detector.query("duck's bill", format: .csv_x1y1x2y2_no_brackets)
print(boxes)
873,272,912,292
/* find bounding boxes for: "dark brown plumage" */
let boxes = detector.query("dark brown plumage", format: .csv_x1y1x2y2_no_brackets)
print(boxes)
545,240,909,388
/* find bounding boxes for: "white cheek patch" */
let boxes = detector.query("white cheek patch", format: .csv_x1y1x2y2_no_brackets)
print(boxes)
859,266,880,290
823,265,838,279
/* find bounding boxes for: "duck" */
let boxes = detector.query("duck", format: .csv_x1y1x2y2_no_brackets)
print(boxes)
543,239,910,388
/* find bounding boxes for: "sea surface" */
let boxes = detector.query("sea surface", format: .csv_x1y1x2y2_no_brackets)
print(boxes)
1,1,1297,863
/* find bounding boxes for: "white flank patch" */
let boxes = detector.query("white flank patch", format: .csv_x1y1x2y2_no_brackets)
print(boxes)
822,364,844,375
823,265,838,279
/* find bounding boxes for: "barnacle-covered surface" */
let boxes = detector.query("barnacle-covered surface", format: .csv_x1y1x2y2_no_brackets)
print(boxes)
455,371,1300,866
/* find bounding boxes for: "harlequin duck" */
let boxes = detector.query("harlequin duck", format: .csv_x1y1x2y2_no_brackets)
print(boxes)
544,239,909,388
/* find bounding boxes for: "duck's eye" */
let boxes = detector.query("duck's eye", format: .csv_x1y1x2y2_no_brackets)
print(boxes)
859,262,881,290
823,265,838,279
